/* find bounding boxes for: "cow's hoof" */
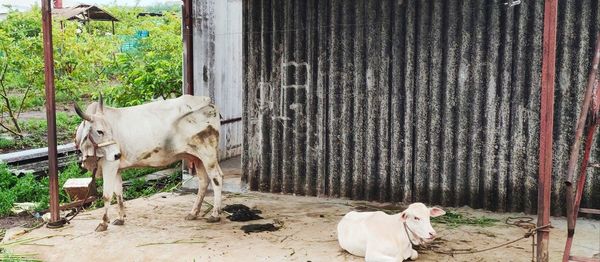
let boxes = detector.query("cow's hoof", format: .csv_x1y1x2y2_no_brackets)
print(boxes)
185,214,197,221
95,223,108,232
112,219,125,226
410,249,418,260
206,216,221,223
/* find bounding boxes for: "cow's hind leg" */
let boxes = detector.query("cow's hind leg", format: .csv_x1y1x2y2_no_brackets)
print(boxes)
112,173,125,225
202,156,223,223
185,158,210,220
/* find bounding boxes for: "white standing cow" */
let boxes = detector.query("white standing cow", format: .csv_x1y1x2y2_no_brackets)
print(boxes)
337,203,445,261
74,95,224,232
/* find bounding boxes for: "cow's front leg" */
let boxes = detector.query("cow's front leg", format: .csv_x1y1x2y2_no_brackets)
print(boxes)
112,173,125,225
96,188,113,232
205,161,223,223
96,161,119,232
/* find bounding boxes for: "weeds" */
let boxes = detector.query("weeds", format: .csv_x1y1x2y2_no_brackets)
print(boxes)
431,211,498,228
0,160,91,216
121,167,159,181
0,138,14,149
0,159,181,217
123,169,181,200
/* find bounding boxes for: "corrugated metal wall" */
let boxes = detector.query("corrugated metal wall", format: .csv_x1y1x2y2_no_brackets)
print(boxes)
241,0,600,215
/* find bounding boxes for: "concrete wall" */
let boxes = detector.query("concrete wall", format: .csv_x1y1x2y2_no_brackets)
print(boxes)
242,0,600,215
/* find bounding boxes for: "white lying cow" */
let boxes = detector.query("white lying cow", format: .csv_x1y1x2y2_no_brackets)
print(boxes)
74,95,224,232
337,203,445,261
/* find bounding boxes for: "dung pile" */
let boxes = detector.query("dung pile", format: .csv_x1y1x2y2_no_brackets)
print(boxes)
223,204,263,222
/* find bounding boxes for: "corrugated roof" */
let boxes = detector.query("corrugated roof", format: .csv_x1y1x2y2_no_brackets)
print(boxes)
52,4,118,22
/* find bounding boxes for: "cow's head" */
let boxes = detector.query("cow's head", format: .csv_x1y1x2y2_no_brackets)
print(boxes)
74,95,121,169
400,203,445,245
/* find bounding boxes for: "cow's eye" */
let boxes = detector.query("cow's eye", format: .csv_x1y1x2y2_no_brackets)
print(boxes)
97,130,104,136
414,217,420,221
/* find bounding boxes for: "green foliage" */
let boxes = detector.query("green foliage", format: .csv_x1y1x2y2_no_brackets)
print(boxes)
11,174,46,203
0,162,18,189
124,178,157,200
123,169,181,200
0,6,182,143
431,211,499,228
0,190,15,217
121,167,159,181
104,12,182,106
0,113,81,151
0,8,44,137
0,160,92,216
0,160,181,216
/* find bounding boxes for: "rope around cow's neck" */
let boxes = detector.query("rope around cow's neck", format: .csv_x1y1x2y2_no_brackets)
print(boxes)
403,221,424,246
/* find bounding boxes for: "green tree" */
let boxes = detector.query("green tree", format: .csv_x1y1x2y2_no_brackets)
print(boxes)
0,10,44,137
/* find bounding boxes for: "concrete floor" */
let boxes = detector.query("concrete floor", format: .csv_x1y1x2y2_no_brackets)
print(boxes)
3,156,599,262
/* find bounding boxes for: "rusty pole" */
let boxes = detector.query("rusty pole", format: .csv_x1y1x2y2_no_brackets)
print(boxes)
537,0,558,261
182,0,194,95
41,0,60,224
562,33,600,262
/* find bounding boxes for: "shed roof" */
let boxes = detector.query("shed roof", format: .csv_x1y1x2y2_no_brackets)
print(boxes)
52,4,118,22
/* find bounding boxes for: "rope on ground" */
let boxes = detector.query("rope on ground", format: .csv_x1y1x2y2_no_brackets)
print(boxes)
428,216,551,259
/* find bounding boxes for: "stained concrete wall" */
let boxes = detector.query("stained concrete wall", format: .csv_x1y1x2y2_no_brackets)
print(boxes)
242,0,600,215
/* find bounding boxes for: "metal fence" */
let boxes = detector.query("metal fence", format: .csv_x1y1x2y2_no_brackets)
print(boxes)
241,0,600,215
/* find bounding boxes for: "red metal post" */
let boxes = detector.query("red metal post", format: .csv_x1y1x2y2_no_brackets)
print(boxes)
562,33,600,262
41,0,61,224
538,0,558,261
182,0,194,95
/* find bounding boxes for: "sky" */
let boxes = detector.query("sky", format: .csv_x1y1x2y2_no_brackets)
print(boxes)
1,0,180,9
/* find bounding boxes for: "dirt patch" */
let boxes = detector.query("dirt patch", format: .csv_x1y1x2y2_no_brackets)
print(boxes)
0,214,42,230
4,191,599,261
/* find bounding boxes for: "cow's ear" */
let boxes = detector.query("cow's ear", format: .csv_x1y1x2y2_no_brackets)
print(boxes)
429,207,446,217
400,212,408,222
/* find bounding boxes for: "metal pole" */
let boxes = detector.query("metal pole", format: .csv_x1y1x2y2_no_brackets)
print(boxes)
182,0,194,95
537,0,558,261
41,0,60,224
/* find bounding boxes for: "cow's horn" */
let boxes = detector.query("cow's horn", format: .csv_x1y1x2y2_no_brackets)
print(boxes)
74,103,93,122
98,92,104,112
